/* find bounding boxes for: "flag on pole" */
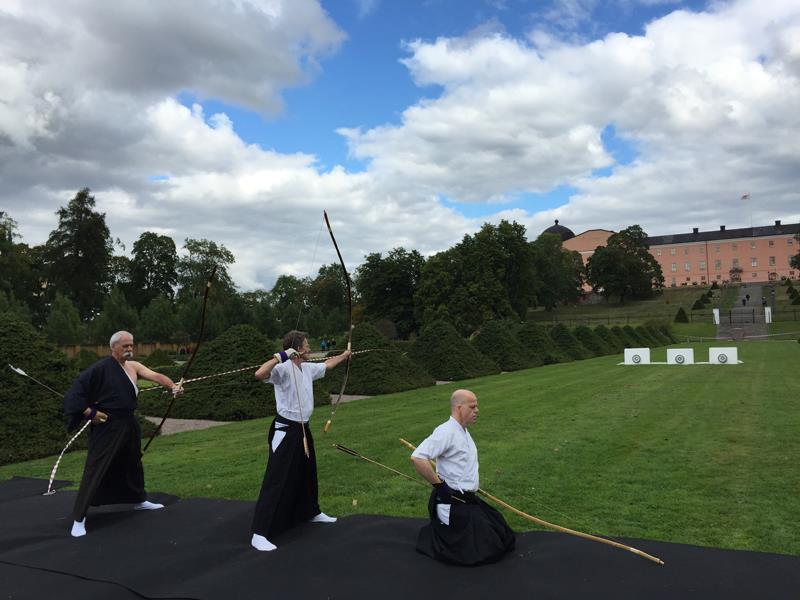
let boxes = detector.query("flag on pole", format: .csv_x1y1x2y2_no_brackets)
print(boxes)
741,193,749,200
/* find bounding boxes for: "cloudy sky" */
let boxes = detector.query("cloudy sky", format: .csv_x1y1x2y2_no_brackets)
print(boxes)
1,0,799,290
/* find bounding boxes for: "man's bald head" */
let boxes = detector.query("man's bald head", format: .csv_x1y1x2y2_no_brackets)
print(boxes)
450,389,479,427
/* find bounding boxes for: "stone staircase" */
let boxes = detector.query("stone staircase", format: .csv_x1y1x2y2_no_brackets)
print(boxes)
716,284,769,340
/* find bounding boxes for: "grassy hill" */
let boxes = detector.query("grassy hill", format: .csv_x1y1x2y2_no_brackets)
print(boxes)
2,341,797,556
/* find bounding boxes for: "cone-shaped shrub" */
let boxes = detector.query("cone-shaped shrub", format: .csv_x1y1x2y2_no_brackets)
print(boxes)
635,325,659,347
138,324,294,421
611,325,637,348
0,314,80,464
573,325,612,356
645,325,671,346
325,321,434,394
472,319,530,371
518,321,563,365
593,325,624,353
623,325,648,346
658,324,677,343
408,319,500,380
548,323,590,360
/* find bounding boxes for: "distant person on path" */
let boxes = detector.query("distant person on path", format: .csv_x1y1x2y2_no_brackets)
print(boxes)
63,331,181,538
410,389,516,565
250,330,351,552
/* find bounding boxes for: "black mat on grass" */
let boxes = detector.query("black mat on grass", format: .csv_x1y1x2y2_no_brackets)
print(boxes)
0,477,796,599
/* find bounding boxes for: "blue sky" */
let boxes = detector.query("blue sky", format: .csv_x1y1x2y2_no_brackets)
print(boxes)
2,0,798,289
181,0,702,217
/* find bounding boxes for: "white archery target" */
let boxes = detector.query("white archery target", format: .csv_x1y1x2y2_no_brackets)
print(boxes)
667,349,694,365
624,348,650,365
709,347,738,365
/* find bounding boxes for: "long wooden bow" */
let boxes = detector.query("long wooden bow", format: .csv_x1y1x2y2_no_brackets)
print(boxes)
323,210,353,433
142,264,218,452
399,438,664,565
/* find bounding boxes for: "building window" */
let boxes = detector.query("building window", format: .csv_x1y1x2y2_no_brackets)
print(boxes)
701,275,706,281
686,276,691,282
751,257,758,267
671,263,677,272
714,259,721,269
699,261,706,271
789,238,794,246
768,240,774,247
656,249,662,256
732,242,738,250
750,241,756,248
684,263,691,272
769,256,776,266
684,247,689,255
698,246,704,253
716,274,722,280
732,258,740,267
752,272,758,278
714,244,720,252
671,277,676,286
670,248,677,255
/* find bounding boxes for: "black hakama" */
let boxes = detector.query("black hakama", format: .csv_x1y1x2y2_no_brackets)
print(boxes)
63,357,147,521
251,415,320,539
416,489,516,566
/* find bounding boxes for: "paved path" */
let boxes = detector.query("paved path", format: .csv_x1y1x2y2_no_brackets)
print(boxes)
716,284,768,339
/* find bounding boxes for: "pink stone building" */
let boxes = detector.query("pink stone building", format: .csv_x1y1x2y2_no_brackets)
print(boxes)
558,220,799,287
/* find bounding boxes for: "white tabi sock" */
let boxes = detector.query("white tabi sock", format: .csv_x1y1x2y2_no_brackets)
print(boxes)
251,534,277,551
134,500,164,510
71,518,86,537
310,512,337,523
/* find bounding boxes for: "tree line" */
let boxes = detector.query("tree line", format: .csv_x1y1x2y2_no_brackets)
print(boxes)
0,188,671,345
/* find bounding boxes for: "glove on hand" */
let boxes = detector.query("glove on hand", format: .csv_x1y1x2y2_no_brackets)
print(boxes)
434,481,453,504
274,348,299,363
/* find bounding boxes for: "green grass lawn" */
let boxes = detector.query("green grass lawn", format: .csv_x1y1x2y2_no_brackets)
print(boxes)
528,285,718,326
2,341,798,556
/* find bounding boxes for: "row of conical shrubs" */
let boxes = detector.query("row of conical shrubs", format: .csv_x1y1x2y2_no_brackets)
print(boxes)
0,312,675,465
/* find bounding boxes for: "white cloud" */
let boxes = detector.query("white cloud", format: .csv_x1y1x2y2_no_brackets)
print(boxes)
343,0,800,236
1,0,799,293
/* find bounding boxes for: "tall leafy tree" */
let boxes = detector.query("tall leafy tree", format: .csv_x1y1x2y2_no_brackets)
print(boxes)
415,221,536,336
241,290,281,339
176,238,235,302
89,286,139,344
139,295,177,342
531,233,584,310
44,188,113,319
356,248,424,338
129,232,178,309
586,225,664,303
0,212,41,319
44,292,85,344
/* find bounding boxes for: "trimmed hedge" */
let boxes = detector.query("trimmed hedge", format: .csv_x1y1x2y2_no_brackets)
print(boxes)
408,320,500,381
1,314,78,464
634,325,659,347
325,321,434,394
518,321,563,365
611,325,637,348
573,325,612,356
548,323,590,361
136,324,331,421
472,320,530,371
140,348,175,368
675,307,689,323
593,325,624,353
72,349,99,371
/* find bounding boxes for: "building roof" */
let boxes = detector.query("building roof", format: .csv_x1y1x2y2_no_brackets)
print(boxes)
647,220,800,245
542,219,575,241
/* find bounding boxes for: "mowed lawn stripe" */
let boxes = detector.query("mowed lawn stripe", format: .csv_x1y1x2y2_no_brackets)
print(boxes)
1,342,797,555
